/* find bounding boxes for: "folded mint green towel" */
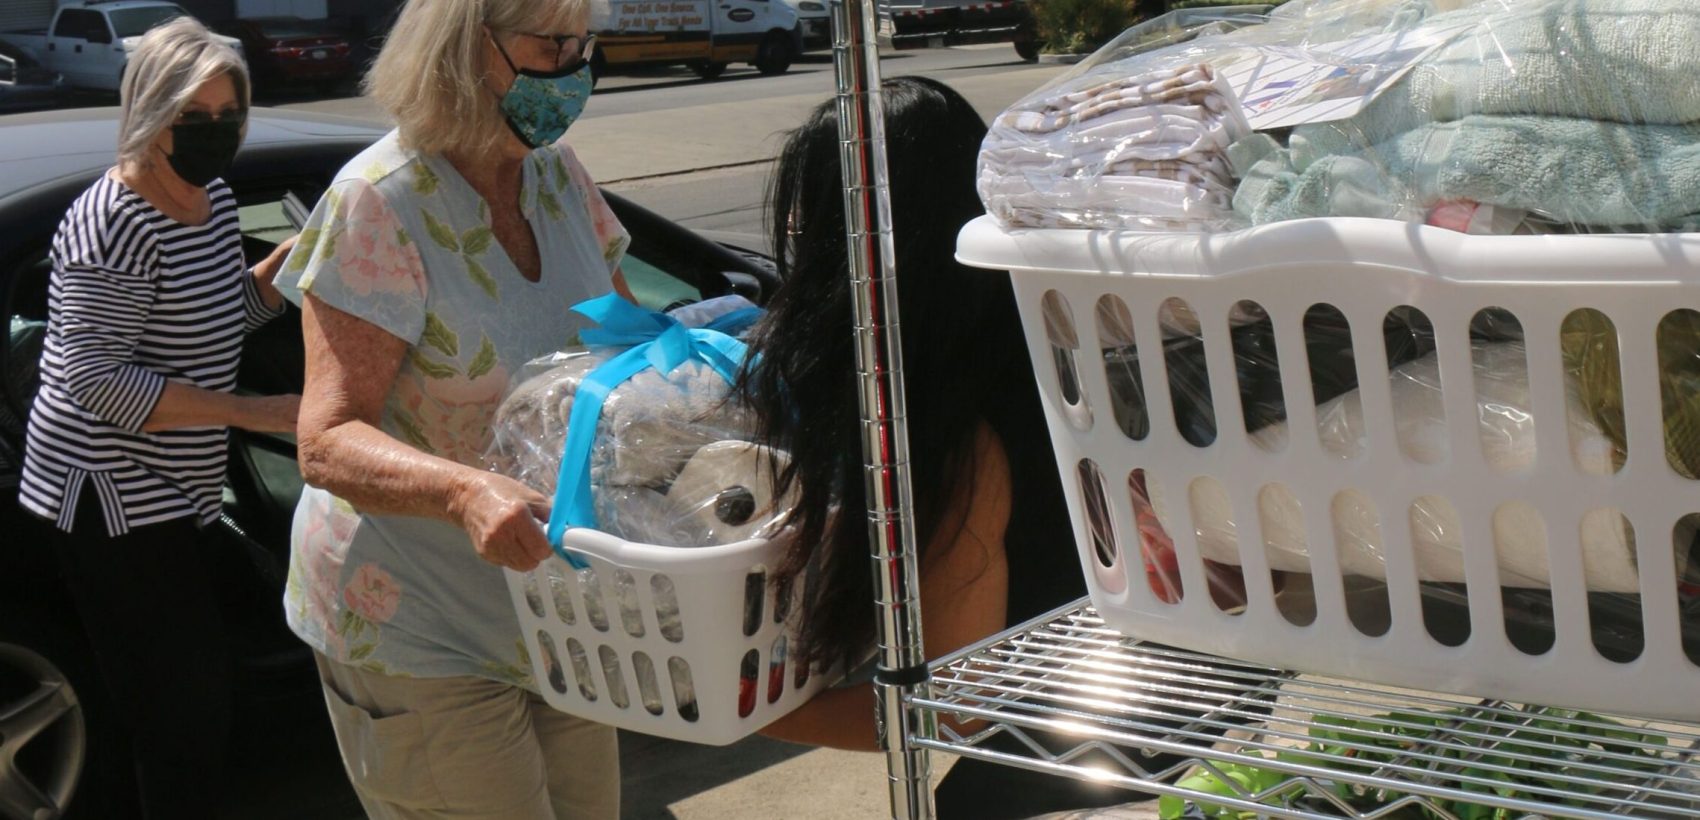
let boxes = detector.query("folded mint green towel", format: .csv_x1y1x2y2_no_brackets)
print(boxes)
1234,116,1700,229
1298,0,1700,161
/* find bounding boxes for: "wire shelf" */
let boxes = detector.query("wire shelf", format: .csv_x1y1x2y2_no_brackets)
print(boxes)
910,604,1700,820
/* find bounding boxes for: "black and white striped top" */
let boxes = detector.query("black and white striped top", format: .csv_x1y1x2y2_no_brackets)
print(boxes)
20,174,286,536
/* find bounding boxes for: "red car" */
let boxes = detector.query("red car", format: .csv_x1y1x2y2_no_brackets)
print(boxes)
217,17,354,92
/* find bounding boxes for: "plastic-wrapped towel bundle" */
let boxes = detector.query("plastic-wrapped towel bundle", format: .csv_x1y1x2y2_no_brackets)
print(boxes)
979,63,1250,230
485,295,794,550
1232,0,1700,232
977,0,1700,235
488,352,748,495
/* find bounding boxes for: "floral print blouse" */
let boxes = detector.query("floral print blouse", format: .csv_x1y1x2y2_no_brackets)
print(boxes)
276,131,628,686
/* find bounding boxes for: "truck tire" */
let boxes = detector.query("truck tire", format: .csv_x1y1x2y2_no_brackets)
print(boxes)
692,61,728,80
1013,19,1039,62
754,31,794,76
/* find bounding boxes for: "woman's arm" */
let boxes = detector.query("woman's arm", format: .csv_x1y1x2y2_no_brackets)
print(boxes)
53,241,297,434
295,293,555,572
141,383,297,433
243,234,295,325
612,266,635,303
761,423,1013,750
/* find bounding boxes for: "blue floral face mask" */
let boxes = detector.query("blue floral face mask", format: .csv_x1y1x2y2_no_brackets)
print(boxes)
491,34,592,149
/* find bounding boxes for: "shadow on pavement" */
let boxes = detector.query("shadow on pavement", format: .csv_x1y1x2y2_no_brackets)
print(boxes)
592,70,780,96
620,730,813,818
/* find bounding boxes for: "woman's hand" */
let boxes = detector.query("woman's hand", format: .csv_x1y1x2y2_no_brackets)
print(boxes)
449,472,555,572
251,235,298,310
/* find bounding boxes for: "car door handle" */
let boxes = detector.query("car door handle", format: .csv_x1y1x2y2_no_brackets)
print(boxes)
47,42,56,51
74,44,82,53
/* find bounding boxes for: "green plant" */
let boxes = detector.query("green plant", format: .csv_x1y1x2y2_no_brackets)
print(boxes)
1027,0,1141,54
1157,708,1671,820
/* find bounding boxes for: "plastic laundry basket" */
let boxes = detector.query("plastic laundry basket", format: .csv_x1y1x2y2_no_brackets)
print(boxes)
958,214,1700,719
506,529,826,745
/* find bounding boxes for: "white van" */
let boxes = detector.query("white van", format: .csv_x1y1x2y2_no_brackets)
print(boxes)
590,0,801,80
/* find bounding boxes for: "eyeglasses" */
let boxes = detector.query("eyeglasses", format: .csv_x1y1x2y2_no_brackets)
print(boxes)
502,29,597,71
174,107,246,127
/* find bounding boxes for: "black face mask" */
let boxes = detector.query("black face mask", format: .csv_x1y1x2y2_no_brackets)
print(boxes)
164,119,243,188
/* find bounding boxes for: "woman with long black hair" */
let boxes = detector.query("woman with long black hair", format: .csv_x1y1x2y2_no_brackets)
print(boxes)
736,75,1156,817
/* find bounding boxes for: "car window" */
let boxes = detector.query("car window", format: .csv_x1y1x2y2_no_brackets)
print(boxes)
53,9,100,39
108,6,187,39
230,180,320,402
622,253,701,312
603,191,774,307
237,201,296,246
1,247,50,444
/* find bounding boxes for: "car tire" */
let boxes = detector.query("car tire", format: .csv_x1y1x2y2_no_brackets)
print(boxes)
0,617,136,820
692,61,729,80
1013,37,1039,62
754,31,794,75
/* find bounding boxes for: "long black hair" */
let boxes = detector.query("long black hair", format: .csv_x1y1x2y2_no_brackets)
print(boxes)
734,76,1076,673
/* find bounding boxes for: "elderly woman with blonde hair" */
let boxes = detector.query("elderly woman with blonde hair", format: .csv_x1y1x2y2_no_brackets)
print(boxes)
274,0,632,816
20,15,298,819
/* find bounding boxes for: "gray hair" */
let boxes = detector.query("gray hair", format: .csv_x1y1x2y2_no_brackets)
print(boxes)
117,16,250,167
365,0,589,157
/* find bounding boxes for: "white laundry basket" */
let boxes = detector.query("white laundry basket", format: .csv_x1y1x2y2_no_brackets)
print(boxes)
506,529,826,745
958,214,1700,719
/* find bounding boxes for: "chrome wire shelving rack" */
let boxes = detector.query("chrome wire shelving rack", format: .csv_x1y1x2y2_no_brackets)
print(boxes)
907,605,1700,820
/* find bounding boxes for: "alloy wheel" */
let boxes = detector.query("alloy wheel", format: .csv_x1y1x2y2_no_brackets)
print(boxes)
0,643,84,820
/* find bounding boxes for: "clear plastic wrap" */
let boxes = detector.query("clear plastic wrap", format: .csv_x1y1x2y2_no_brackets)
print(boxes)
1099,302,1700,659
979,0,1700,234
1150,342,1642,589
484,297,793,548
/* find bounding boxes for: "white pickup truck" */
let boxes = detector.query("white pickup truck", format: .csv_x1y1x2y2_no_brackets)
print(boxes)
0,1,242,93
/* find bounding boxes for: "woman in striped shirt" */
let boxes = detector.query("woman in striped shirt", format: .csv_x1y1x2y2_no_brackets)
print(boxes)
19,17,299,819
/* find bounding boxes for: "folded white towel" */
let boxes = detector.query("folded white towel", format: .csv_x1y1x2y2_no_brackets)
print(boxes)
980,61,1248,229
977,169,1233,221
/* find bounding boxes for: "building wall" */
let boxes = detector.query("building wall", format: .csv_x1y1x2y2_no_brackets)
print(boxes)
174,0,238,24
1,0,57,31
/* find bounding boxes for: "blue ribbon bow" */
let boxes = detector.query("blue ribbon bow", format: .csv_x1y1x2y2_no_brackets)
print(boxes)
546,294,759,568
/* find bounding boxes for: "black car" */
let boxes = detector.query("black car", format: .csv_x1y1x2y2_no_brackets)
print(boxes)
0,41,63,114
0,106,777,820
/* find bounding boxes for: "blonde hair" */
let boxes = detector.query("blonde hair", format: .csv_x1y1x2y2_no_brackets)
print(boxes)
117,16,250,167
365,0,589,157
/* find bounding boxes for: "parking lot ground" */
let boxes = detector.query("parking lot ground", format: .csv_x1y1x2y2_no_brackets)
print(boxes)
621,732,1166,819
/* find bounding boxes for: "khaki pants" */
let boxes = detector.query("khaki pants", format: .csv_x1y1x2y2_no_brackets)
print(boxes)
315,654,619,820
